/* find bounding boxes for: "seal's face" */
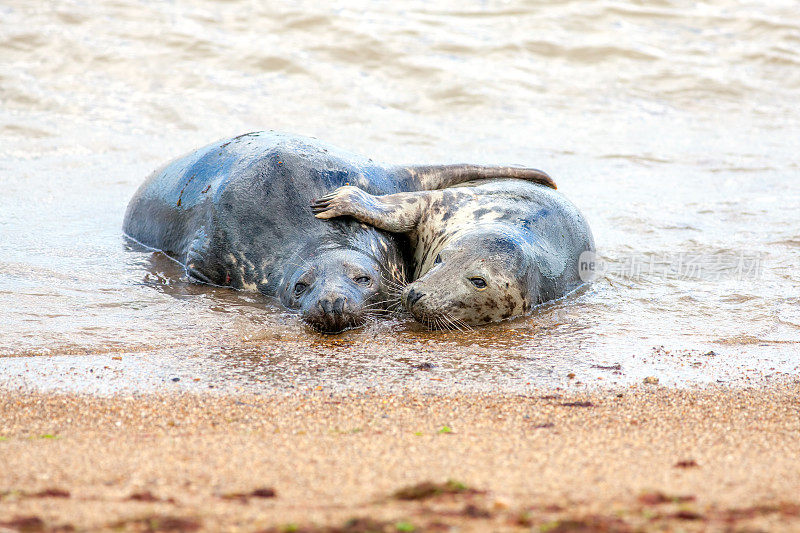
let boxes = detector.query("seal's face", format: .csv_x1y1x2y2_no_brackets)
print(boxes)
402,230,535,328
280,249,388,333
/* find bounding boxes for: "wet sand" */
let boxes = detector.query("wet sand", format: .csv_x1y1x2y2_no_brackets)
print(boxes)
2,383,799,532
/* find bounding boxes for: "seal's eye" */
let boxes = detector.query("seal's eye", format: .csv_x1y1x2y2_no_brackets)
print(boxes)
294,282,308,295
354,276,371,285
469,277,487,290
434,254,442,264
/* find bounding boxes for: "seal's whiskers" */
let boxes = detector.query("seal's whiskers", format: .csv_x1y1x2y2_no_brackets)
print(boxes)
379,272,407,293
364,298,399,309
444,314,462,332
449,314,473,332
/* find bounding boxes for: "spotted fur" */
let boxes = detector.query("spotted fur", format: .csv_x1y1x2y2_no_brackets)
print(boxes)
313,179,595,328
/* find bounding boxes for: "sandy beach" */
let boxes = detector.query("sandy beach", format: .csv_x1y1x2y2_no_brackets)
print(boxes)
2,383,799,532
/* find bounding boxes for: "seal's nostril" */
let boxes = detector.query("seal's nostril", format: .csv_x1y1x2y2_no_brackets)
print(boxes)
405,288,424,306
319,298,332,314
332,296,345,315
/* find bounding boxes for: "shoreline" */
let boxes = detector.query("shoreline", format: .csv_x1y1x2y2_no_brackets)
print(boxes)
1,383,799,531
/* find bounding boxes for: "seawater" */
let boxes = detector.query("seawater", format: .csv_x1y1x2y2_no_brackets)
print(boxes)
1,0,799,393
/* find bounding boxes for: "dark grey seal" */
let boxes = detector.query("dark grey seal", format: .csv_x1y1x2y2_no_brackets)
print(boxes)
124,131,556,333
312,178,594,328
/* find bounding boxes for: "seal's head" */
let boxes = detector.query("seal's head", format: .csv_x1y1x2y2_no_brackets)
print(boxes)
280,235,407,334
402,228,536,329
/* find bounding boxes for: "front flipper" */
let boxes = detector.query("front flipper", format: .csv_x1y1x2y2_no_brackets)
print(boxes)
406,164,556,191
184,229,227,285
311,185,430,234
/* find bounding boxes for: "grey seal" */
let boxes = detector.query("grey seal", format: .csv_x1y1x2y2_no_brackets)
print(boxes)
312,178,594,328
124,131,556,333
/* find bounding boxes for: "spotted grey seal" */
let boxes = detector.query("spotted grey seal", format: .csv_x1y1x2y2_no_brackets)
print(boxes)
312,178,594,328
124,131,556,333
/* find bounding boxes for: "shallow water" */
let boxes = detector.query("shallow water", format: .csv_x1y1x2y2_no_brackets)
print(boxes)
1,0,799,393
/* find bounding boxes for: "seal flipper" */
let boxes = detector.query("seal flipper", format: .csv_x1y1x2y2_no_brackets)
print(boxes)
405,164,557,191
311,186,428,234
184,229,227,286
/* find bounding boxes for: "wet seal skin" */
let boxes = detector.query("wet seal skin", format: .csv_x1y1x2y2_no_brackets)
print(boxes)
312,177,594,329
123,131,556,333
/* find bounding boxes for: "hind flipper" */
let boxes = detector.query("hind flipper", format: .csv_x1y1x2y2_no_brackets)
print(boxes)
405,164,556,190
